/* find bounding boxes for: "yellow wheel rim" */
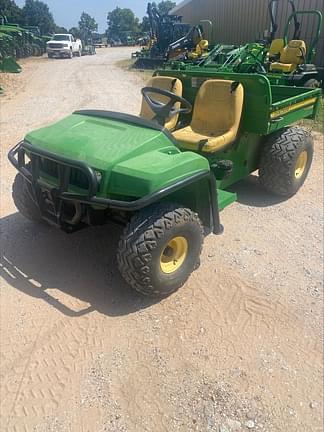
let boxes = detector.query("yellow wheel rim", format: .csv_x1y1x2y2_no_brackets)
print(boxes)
295,151,308,179
160,236,188,274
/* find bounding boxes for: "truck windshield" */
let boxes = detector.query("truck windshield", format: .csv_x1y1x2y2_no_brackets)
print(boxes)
53,35,70,41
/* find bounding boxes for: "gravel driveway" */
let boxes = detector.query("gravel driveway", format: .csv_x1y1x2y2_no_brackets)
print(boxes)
0,47,323,432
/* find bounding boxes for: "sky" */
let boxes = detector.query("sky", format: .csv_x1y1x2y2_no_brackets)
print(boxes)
14,0,180,32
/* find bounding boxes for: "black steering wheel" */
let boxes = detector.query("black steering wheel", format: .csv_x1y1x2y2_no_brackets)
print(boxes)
141,87,192,126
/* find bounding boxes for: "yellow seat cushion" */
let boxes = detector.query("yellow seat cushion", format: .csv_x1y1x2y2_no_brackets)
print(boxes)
140,76,183,130
173,127,237,152
173,79,244,153
270,40,306,73
270,62,296,73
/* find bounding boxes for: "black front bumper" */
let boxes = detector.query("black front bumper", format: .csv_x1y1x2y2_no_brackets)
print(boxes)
8,141,222,234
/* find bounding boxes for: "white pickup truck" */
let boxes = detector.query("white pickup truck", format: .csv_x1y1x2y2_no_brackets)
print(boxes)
47,34,82,59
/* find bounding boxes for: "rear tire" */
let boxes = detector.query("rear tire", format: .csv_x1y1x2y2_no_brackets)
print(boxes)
117,204,204,297
12,173,42,223
259,127,313,197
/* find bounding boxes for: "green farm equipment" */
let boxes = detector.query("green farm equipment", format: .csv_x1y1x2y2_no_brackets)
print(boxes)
0,19,48,75
170,0,323,88
0,24,31,58
0,54,21,73
174,42,267,73
0,32,21,72
120,32,136,47
8,71,321,297
23,26,46,56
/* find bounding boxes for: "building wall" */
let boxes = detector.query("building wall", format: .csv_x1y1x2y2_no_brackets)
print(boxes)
171,0,324,66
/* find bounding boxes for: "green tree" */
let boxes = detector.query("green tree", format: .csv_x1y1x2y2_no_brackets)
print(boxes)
22,0,55,35
107,7,139,40
69,26,81,39
54,25,68,34
155,1,176,15
79,11,97,39
140,15,150,33
0,0,23,24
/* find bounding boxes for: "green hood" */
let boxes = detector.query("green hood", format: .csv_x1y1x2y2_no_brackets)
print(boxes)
26,113,168,170
25,112,209,197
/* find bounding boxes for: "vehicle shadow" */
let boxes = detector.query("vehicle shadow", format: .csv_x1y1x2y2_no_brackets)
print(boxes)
229,174,287,207
0,213,158,318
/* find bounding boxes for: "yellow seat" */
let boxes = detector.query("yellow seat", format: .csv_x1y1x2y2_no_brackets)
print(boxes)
270,40,306,73
140,76,183,130
268,38,285,59
173,79,244,153
188,39,209,59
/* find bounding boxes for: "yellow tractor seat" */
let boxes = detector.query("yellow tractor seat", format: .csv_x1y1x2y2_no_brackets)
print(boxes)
268,38,285,59
140,76,183,130
173,79,244,153
270,40,306,73
188,39,209,59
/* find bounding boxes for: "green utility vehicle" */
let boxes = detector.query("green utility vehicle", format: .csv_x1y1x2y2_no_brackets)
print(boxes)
9,71,321,297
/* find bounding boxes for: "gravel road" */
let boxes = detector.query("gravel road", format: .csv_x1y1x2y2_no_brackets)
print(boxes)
0,47,323,432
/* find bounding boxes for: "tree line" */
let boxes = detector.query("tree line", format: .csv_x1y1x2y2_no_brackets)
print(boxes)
107,1,176,40
0,0,176,39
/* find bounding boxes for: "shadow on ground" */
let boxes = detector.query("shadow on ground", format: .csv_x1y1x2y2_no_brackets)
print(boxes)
0,213,158,318
229,175,286,207
0,178,287,318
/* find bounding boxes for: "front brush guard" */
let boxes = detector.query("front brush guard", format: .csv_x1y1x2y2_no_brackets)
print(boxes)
8,140,223,234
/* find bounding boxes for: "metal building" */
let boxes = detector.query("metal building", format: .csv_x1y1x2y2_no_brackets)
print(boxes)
170,0,324,66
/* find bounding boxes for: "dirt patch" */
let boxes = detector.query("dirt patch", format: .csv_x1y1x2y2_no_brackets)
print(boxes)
0,47,323,432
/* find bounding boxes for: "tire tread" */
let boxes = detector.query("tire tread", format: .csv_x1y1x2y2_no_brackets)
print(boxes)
117,204,203,297
259,127,313,196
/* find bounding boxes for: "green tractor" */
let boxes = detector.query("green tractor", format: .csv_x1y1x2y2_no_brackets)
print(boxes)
8,71,321,297
0,24,29,58
23,26,46,56
0,32,21,73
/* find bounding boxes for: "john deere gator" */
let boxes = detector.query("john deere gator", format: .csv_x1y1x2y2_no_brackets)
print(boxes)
9,70,321,297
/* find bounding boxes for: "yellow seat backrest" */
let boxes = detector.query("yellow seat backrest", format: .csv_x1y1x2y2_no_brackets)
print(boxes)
279,39,306,65
140,76,183,130
188,40,209,59
197,39,209,54
269,38,285,57
191,79,244,137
